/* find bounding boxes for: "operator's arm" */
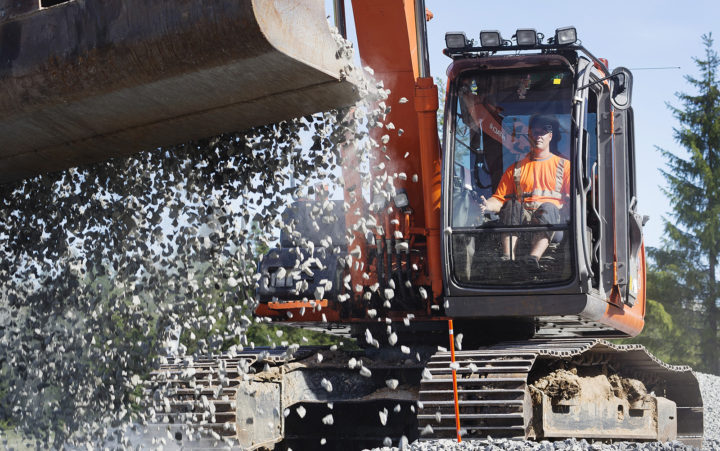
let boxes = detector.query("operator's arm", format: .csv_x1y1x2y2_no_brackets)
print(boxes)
480,163,515,214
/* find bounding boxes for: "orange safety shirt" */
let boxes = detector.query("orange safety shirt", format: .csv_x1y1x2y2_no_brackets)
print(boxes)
492,153,570,210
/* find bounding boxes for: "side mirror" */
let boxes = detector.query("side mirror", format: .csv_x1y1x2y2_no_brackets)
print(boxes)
610,66,633,110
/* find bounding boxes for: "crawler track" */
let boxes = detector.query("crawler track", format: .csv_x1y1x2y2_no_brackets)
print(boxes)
418,339,703,446
418,350,534,438
142,340,703,449
147,348,309,448
146,346,427,449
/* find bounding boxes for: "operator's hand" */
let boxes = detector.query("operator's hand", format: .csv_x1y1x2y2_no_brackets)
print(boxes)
479,195,488,213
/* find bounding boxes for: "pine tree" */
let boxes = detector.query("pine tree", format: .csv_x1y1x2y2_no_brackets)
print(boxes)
654,33,720,374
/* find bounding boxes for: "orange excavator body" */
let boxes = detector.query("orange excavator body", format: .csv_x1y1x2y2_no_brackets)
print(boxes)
256,1,647,340
256,0,445,324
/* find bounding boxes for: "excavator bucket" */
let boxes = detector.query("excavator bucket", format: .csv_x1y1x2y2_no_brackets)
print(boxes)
0,0,358,183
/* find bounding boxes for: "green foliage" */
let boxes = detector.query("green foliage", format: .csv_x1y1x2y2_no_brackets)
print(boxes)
245,323,358,349
251,220,270,256
619,298,703,369
654,33,720,374
436,76,447,134
0,418,12,431
0,380,11,430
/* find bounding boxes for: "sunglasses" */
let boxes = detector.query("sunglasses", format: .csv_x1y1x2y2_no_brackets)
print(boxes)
530,125,553,136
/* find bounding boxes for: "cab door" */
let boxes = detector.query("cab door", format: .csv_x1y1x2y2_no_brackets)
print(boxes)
593,67,640,306
614,107,643,305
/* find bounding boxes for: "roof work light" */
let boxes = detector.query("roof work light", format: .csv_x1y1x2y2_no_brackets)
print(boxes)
554,26,577,45
479,30,502,47
515,29,537,46
445,32,468,49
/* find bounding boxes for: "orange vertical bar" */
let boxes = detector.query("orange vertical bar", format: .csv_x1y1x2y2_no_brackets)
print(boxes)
448,319,461,442
415,77,443,302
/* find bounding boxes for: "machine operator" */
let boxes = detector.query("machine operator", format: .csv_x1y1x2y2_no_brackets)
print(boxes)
479,114,570,268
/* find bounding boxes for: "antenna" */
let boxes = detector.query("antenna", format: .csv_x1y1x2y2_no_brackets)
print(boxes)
628,66,681,71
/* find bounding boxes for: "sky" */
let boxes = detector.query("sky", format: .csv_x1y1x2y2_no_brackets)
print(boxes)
327,0,720,249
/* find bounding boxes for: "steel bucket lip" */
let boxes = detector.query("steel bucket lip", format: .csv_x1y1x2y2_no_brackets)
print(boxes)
0,0,359,184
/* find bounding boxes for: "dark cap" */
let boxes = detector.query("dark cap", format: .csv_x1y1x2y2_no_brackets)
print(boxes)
528,114,556,133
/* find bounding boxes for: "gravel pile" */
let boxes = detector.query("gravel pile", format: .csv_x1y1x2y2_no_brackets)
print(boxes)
402,438,701,450
697,372,720,449
373,372,720,451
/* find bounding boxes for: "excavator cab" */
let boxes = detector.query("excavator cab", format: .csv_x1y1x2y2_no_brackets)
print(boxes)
441,31,646,338
449,67,574,286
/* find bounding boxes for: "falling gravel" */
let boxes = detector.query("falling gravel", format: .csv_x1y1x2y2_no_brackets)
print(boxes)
0,20,400,448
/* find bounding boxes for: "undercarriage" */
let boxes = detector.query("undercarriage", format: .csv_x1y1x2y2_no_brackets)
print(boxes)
145,339,703,449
